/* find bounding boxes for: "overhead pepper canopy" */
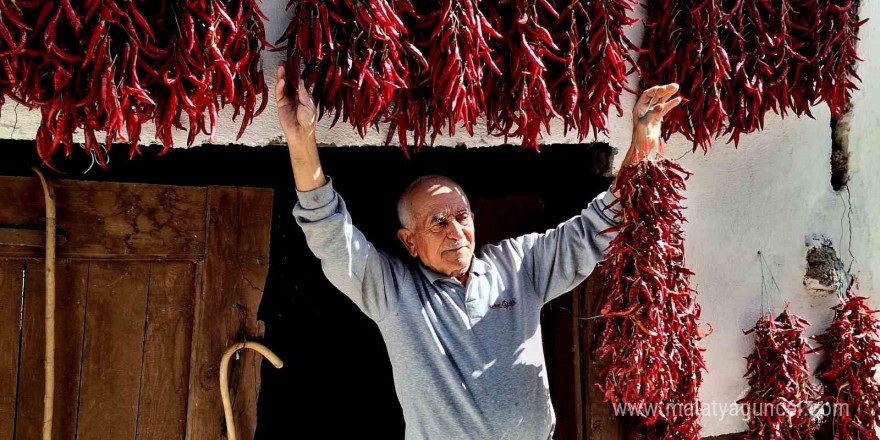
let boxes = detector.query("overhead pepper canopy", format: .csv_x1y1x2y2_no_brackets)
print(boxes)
280,0,640,154
639,0,867,152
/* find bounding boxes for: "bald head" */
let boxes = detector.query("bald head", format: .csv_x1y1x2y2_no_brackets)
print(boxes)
397,175,469,229
396,174,475,282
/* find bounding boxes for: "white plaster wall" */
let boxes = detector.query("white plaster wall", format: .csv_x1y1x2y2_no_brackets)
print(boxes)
1,1,878,437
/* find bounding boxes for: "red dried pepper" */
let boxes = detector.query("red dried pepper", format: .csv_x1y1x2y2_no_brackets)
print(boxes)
811,276,880,440
554,0,640,140
421,0,501,141
723,0,798,145
0,0,268,170
738,303,820,440
593,156,711,439
280,0,420,142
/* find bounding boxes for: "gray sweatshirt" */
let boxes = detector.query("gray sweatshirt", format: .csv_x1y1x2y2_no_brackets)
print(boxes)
293,177,620,440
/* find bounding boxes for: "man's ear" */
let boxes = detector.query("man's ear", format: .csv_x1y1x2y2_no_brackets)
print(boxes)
397,228,418,257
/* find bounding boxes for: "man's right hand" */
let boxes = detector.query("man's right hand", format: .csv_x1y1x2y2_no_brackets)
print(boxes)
276,64,326,192
276,65,317,146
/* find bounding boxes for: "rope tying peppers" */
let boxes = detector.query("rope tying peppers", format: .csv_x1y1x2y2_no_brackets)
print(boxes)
0,0,269,170
593,157,711,439
811,276,880,440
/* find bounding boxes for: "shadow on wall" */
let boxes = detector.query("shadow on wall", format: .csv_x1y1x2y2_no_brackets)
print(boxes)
0,139,614,439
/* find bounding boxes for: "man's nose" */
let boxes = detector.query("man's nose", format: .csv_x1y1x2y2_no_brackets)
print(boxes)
447,219,466,240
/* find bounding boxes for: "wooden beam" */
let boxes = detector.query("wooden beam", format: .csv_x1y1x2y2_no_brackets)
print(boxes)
571,288,584,440
136,262,196,440
0,177,206,259
0,228,67,248
74,262,151,440
581,273,624,439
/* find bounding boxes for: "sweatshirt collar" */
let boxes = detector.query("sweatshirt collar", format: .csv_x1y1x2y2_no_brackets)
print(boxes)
418,255,486,285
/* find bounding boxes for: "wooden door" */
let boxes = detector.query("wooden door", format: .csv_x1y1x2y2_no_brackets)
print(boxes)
0,176,273,440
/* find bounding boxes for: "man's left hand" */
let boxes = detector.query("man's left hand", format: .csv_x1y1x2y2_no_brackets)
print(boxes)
612,83,683,198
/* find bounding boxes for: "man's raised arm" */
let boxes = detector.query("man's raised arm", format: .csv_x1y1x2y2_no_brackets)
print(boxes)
277,65,400,322
499,185,620,305
497,84,684,305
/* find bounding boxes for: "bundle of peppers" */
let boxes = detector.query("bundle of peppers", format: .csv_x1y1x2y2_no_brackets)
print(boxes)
0,0,269,170
593,155,710,439
484,0,561,149
723,0,800,146
738,303,821,440
638,0,730,152
794,0,868,121
279,0,425,142
811,277,880,439
638,0,866,151
281,0,640,152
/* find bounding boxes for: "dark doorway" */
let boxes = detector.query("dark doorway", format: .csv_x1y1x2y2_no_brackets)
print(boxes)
0,139,614,439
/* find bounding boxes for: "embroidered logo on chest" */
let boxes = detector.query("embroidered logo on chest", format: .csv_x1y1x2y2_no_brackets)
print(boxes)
489,299,517,310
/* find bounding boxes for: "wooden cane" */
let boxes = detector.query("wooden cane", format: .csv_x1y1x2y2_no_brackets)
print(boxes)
220,342,283,440
31,167,55,440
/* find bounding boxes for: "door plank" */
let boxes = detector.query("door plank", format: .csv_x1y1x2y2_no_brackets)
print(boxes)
75,262,150,440
135,262,196,440
0,177,207,260
571,288,584,440
186,187,272,440
13,260,88,440
582,272,625,439
0,260,24,440
544,294,579,440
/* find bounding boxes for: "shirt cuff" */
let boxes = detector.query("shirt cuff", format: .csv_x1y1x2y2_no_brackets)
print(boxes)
597,183,621,223
295,176,335,210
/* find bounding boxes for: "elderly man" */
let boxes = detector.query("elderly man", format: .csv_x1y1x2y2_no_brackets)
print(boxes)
276,65,681,440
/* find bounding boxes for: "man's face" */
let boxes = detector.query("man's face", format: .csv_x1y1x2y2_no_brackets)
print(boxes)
398,180,475,278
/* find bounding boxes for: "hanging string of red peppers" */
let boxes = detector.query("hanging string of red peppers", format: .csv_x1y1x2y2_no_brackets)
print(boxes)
593,157,711,440
0,0,269,170
738,303,821,440
811,277,880,439
280,0,639,153
640,0,867,152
